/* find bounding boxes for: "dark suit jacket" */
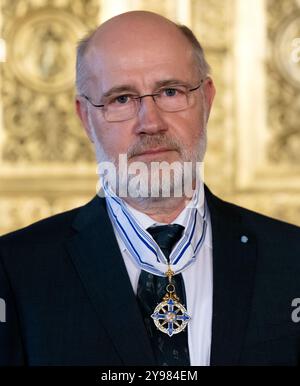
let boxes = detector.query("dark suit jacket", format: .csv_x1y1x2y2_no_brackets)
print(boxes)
0,187,300,366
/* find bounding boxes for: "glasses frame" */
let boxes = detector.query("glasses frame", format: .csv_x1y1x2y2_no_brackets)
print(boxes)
80,78,205,122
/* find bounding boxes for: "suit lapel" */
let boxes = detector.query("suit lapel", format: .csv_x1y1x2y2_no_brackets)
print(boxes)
205,187,258,365
65,196,155,365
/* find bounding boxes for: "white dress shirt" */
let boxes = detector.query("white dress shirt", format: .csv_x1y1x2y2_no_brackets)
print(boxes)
106,186,213,366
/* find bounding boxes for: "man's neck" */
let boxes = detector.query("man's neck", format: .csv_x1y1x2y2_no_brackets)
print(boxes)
122,196,191,224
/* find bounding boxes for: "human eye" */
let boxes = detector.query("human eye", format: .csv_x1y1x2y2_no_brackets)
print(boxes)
109,94,132,105
161,86,185,97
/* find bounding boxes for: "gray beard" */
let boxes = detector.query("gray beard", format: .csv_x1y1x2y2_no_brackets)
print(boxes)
90,116,207,203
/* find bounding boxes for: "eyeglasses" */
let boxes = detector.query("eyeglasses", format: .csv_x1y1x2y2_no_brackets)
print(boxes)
80,80,204,122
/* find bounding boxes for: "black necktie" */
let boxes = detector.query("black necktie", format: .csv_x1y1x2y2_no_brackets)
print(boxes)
136,224,190,366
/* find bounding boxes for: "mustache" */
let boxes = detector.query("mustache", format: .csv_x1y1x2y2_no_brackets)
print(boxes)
127,134,182,159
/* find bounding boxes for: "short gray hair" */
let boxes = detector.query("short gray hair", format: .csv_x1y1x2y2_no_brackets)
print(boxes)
75,23,210,94
76,29,96,95
176,24,211,77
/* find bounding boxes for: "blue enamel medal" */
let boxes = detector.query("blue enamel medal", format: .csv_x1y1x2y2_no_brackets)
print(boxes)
151,266,191,337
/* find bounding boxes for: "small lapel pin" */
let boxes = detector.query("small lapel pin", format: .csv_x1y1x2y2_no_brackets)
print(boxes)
241,235,249,244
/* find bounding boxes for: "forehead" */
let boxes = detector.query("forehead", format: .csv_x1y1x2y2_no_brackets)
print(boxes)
85,25,198,92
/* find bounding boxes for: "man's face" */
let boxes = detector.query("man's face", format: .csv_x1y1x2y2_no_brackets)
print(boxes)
77,15,215,196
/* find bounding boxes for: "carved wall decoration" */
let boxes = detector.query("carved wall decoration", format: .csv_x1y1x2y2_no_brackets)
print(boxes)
274,14,300,88
1,0,98,164
190,0,235,196
267,0,300,164
191,0,231,49
10,10,85,93
0,0,100,233
191,0,300,225
0,194,92,235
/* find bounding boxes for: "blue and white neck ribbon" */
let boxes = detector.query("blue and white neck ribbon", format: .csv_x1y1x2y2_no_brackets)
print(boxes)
103,179,207,277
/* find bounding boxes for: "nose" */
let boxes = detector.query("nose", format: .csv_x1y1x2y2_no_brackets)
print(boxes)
135,95,168,135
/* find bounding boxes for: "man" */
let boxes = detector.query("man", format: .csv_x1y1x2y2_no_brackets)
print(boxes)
0,11,300,366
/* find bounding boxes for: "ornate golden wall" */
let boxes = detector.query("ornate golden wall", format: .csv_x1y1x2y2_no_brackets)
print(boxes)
0,0,299,234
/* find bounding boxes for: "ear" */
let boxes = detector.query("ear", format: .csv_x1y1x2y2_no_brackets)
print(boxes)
203,77,216,119
75,96,94,143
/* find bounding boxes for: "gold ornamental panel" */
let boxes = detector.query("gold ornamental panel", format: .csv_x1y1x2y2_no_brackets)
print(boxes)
9,9,86,93
0,0,100,235
274,13,300,88
267,0,300,166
